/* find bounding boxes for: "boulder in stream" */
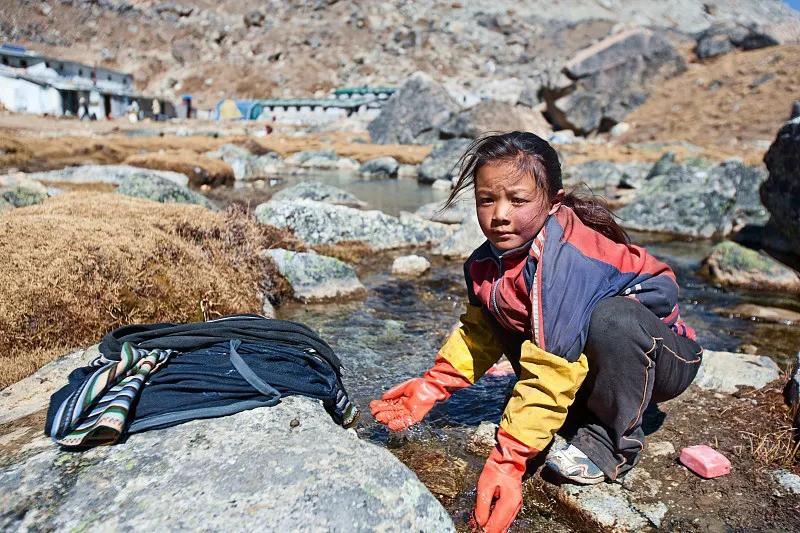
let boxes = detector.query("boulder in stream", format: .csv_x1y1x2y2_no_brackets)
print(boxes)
264,249,365,302
359,157,399,178
700,241,800,294
391,255,431,277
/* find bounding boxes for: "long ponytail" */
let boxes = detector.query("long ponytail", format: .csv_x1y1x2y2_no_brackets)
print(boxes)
444,131,629,245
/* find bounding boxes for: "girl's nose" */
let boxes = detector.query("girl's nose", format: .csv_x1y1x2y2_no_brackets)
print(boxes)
492,200,511,223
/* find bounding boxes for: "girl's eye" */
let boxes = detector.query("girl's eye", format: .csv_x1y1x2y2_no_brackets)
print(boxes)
511,198,528,205
479,198,493,205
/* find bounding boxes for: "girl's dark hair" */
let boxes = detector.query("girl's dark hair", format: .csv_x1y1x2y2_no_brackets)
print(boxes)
444,131,630,245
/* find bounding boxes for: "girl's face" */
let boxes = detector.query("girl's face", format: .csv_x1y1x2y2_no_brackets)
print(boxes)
474,161,557,251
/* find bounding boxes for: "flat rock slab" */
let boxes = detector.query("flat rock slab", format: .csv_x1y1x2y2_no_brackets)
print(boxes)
541,436,668,531
0,396,454,533
694,349,781,394
255,199,453,250
264,249,365,302
271,181,367,208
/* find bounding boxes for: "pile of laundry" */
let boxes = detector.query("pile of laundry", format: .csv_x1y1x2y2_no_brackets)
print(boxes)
45,314,358,447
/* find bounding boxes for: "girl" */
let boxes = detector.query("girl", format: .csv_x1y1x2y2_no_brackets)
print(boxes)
370,132,702,533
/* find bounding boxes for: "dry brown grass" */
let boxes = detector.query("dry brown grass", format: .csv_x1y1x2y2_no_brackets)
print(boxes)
123,150,235,187
621,45,800,151
0,192,296,388
251,133,431,165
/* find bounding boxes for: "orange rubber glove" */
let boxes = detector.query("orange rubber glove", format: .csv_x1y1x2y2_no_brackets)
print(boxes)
370,357,471,431
474,427,538,533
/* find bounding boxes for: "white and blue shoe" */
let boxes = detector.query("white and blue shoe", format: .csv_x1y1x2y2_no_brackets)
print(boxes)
545,445,606,485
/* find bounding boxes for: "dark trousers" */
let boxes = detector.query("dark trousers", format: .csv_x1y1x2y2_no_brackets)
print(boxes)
569,297,703,480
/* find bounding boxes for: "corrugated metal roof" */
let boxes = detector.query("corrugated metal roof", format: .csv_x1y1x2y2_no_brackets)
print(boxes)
332,86,396,95
258,97,373,109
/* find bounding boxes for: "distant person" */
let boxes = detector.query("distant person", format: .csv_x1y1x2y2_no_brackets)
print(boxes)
152,99,161,121
128,100,140,123
371,132,702,533
78,96,89,120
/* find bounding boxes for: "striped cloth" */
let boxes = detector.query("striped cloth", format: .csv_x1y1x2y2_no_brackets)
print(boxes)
50,342,172,447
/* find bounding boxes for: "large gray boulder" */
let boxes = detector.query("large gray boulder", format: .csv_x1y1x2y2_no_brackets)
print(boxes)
562,160,651,192
255,199,453,250
368,72,461,144
20,164,190,187
271,181,367,208
264,249,365,302
544,28,686,134
699,241,800,294
418,139,472,184
760,117,800,250
617,159,768,238
359,156,400,177
116,174,214,208
0,396,454,532
439,100,552,140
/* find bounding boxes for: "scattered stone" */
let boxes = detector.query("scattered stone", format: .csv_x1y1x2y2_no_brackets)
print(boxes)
359,156,399,177
609,122,630,138
264,249,365,302
618,160,768,238
397,164,419,179
116,174,214,208
255,199,453,250
205,144,282,180
466,421,498,456
679,445,731,479
439,100,552,140
693,349,780,394
563,160,650,193
695,22,779,59
271,182,367,208
714,303,800,325
761,117,800,251
544,28,685,134
646,441,675,457
391,255,430,277
548,129,577,145
700,241,800,294
418,139,471,184
772,469,800,496
0,174,49,208
0,396,455,532
368,72,461,144
244,9,266,28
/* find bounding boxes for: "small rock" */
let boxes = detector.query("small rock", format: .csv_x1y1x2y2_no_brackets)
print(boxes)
647,441,675,457
772,469,800,495
244,9,265,28
679,445,731,479
263,249,365,302
694,349,780,394
290,418,301,428
391,255,430,277
359,157,399,177
397,164,419,179
466,422,498,456
548,129,577,145
431,179,452,191
610,122,631,137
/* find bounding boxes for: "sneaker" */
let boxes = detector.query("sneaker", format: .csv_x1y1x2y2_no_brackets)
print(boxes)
545,445,606,485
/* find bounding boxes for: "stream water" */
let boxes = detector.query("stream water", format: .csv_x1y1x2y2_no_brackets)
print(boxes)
237,172,800,530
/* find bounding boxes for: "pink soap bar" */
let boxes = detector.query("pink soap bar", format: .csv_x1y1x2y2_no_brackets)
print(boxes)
679,445,731,478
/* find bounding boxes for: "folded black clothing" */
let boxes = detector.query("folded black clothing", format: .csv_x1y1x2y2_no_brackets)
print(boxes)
46,314,357,445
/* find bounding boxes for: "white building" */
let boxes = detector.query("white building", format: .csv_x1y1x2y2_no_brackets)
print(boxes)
0,43,172,119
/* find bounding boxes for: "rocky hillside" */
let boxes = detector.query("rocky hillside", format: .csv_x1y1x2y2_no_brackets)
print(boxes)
2,0,799,107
